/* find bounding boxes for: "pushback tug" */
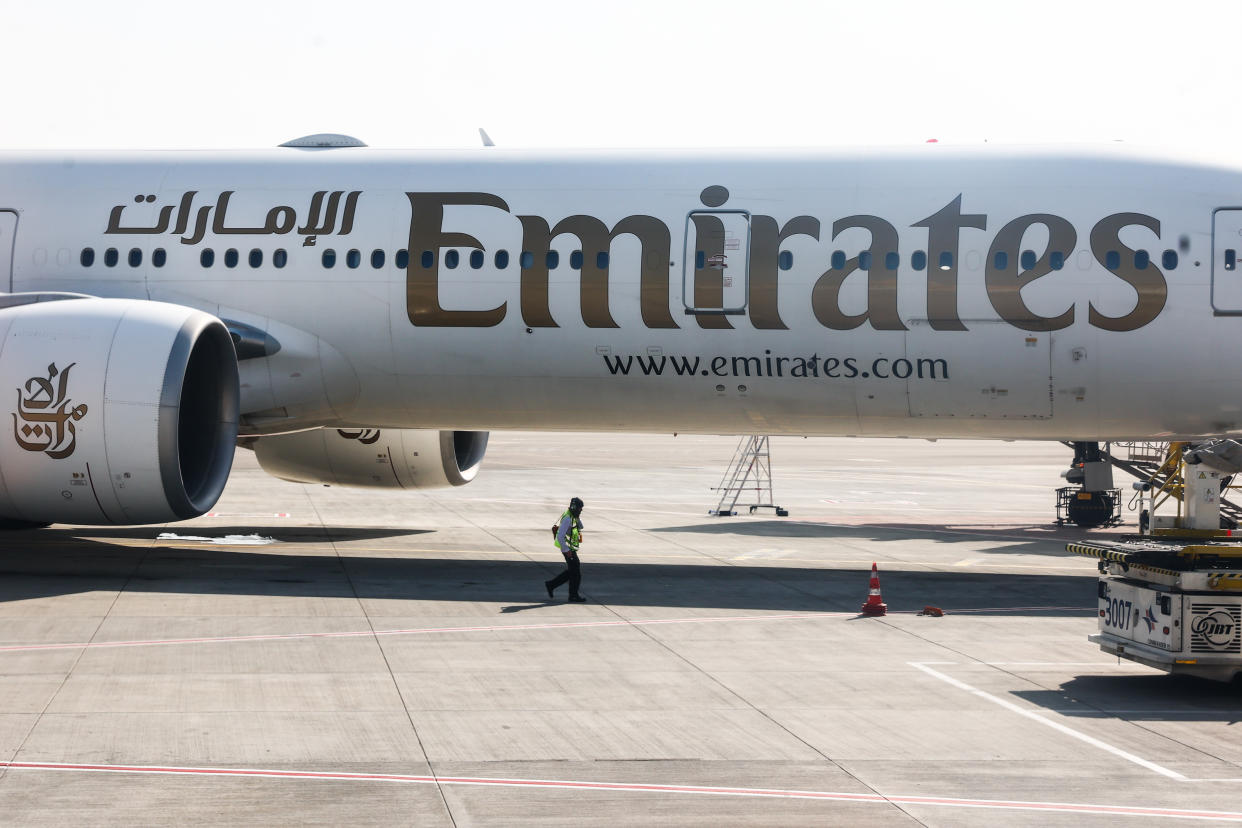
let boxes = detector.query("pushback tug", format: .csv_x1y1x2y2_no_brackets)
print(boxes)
1069,441,1242,681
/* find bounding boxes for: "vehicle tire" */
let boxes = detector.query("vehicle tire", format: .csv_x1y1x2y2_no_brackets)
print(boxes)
1067,491,1114,528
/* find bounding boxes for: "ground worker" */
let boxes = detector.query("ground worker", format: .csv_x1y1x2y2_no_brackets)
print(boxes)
545,497,586,602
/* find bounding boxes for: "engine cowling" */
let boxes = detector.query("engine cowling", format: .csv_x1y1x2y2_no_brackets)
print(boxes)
252,428,488,488
0,297,239,525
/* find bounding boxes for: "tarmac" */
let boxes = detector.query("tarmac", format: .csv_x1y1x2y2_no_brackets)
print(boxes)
2,433,1242,826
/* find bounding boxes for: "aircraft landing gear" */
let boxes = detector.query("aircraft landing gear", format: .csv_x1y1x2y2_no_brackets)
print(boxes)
1057,488,1119,528
1057,441,1122,528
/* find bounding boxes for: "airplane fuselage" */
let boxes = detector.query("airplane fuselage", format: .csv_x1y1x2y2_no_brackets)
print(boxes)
4,144,1240,441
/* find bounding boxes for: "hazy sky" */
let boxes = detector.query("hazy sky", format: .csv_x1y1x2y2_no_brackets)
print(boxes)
1,0,1236,150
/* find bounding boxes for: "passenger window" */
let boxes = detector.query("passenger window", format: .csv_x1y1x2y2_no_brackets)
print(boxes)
520,251,534,269
859,251,873,271
152,248,166,268
831,251,846,270
993,251,1008,270
779,251,794,271
128,248,142,267
224,248,239,268
322,249,336,268
346,249,361,269
80,248,95,267
421,250,434,269
695,250,706,270
570,250,583,270
1020,250,1036,270
372,249,385,269
445,250,459,269
396,250,409,269
1106,250,1121,270
546,251,559,269
1163,249,1178,270
273,249,287,269
470,250,484,269
104,248,118,267
1050,251,1064,271
911,250,926,271
938,251,953,271
200,249,214,267
596,252,609,269
1134,249,1150,270
249,249,262,268
883,252,898,271
494,250,508,269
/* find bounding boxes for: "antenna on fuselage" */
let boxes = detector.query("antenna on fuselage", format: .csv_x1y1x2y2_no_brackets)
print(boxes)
479,128,495,147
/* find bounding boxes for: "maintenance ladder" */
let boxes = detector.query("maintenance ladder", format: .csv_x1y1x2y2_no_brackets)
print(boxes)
710,435,787,517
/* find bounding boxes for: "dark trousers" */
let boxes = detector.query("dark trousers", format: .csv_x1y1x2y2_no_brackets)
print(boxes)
548,550,581,597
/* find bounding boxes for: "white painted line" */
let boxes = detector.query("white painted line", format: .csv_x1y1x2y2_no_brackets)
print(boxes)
0,608,1092,654
910,661,1189,781
0,606,1093,655
2,761,1241,820
0,612,852,653
203,513,290,518
984,662,1146,668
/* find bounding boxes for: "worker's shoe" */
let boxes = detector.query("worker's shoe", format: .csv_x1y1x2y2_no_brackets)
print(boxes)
568,595,587,603
544,580,554,600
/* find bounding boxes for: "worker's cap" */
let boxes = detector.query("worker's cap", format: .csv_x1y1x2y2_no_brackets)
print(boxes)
570,497,585,511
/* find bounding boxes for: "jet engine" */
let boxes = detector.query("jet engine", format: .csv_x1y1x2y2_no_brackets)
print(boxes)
252,427,488,488
0,297,239,526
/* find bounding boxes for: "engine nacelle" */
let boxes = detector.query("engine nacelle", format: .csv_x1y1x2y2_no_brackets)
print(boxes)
0,298,239,525
252,428,488,488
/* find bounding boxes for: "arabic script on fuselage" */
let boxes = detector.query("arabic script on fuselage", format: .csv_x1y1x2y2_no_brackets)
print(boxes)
106,191,361,247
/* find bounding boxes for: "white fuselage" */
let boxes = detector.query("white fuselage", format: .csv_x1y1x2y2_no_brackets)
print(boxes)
3,143,1241,441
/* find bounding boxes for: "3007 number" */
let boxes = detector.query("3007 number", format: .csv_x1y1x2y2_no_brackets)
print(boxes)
1104,597,1134,630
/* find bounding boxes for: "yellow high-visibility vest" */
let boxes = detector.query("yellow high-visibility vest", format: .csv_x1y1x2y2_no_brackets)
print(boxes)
554,510,582,550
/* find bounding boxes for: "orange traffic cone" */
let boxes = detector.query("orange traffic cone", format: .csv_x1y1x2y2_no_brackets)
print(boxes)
861,562,887,616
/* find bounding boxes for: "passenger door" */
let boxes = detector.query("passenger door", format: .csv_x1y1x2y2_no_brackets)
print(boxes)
1211,208,1242,313
682,210,749,316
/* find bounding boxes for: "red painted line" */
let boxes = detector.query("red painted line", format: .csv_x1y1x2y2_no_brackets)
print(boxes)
0,612,847,653
1,761,1239,821
946,606,1090,614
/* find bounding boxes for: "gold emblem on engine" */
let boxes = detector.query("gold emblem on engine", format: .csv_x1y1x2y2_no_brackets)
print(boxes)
13,362,88,459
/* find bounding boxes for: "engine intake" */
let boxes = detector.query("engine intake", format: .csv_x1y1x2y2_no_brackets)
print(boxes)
253,428,488,488
0,298,240,525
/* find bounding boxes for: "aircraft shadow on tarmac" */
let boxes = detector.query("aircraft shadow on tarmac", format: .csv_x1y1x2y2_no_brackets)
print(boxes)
654,520,1111,556
1012,676,1242,717
0,527,1096,616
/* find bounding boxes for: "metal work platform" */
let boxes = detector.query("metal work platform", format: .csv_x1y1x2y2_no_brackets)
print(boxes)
709,435,787,517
